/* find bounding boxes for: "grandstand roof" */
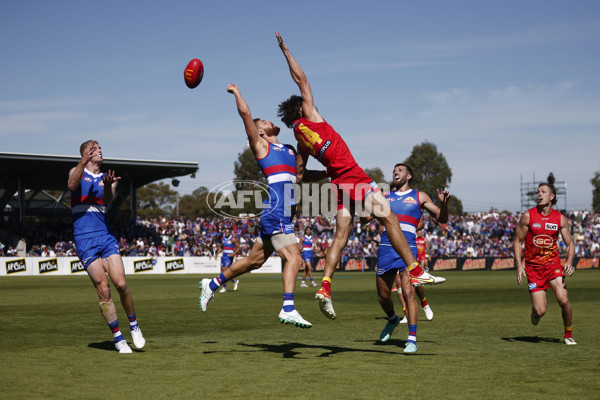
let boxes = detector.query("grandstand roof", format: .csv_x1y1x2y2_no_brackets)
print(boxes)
0,152,198,218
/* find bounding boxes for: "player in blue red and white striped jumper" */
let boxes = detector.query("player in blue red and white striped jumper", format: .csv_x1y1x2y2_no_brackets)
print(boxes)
68,140,145,353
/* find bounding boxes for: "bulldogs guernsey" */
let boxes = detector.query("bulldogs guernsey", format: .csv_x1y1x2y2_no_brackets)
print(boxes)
380,189,422,251
524,207,562,268
255,142,297,236
302,234,314,258
222,235,235,258
71,168,111,239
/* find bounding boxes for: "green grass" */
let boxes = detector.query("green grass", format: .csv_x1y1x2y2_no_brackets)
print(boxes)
1,270,599,399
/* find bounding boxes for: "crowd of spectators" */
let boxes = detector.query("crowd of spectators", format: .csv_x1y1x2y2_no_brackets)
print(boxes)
1,209,599,259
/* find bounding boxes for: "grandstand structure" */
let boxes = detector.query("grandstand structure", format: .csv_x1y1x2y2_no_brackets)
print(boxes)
520,172,567,212
0,152,198,223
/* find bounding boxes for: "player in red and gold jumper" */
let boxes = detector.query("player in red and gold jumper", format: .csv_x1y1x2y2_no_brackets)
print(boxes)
513,183,576,345
415,230,429,270
414,229,434,320
276,32,445,320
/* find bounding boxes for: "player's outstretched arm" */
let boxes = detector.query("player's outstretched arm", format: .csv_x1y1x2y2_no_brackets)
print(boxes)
420,187,449,224
227,84,265,156
276,32,323,123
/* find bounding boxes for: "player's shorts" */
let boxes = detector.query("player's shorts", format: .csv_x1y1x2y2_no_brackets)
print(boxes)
332,168,380,211
525,264,566,293
221,254,233,267
302,251,313,263
257,232,298,252
376,245,417,276
417,253,426,263
75,234,120,269
260,210,295,238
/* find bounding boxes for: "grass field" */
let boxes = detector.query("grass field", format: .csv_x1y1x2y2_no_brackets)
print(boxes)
1,270,599,399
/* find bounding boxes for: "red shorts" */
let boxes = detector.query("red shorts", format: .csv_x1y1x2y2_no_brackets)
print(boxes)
525,264,565,293
417,253,426,263
331,165,379,210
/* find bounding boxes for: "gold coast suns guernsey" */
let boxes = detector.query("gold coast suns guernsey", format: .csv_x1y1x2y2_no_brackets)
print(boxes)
524,207,562,268
292,118,370,184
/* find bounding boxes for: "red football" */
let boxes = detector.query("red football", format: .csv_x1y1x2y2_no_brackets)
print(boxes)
184,58,204,89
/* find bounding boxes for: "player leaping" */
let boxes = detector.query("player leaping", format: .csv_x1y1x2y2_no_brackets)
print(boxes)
199,84,311,328
276,32,445,320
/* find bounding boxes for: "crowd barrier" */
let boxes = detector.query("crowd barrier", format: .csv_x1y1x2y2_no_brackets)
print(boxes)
2,256,597,277
0,256,282,277
312,256,599,272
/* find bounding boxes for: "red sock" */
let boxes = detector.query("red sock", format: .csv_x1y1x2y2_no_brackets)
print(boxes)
564,326,573,338
321,277,331,295
421,298,428,308
408,262,424,278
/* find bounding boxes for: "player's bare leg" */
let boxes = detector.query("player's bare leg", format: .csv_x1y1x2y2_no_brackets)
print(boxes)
315,207,353,319
378,272,403,342
200,241,266,312
395,272,408,322
104,255,145,349
529,290,547,326
87,258,132,353
276,242,312,328
399,268,419,352
550,277,575,344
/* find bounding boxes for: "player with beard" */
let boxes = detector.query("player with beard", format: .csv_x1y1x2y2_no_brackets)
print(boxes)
375,163,449,353
276,32,445,320
199,84,313,328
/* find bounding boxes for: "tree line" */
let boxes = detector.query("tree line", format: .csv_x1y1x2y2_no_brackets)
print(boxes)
133,141,600,219
134,141,470,219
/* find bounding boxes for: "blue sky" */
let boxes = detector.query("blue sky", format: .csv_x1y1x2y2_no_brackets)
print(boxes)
2,1,599,212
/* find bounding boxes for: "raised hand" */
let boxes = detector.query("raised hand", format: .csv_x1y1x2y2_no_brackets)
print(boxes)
227,83,239,95
276,32,287,51
102,169,121,186
437,186,450,204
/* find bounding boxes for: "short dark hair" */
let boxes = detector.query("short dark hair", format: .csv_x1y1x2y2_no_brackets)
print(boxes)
538,182,557,205
394,162,413,183
79,140,96,156
277,95,303,128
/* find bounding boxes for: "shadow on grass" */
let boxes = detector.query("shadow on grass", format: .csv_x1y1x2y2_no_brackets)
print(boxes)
501,336,561,344
204,341,434,358
88,341,145,352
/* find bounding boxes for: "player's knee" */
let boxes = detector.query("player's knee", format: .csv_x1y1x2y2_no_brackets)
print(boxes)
290,255,303,270
533,306,546,317
379,288,394,302
246,263,262,271
113,279,129,294
557,296,570,308
95,282,111,301
402,286,416,302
